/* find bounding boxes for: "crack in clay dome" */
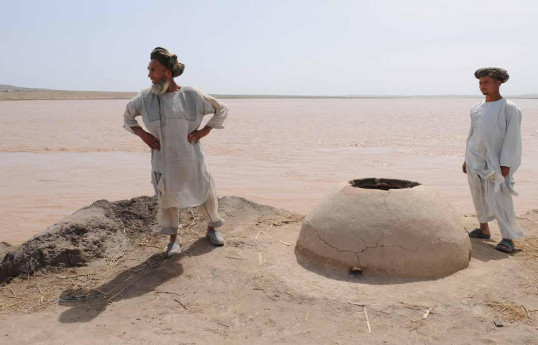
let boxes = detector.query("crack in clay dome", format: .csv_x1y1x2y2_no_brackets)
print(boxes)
350,178,421,191
295,179,471,279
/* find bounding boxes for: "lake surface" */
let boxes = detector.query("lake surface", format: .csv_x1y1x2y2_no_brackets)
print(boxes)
2,97,537,244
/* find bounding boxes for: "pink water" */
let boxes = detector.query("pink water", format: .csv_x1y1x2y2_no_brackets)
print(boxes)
2,98,537,244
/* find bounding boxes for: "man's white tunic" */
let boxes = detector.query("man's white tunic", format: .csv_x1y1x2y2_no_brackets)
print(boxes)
123,87,228,209
465,98,524,239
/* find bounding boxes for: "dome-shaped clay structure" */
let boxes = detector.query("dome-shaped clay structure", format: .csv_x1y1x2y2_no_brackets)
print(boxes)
295,178,471,279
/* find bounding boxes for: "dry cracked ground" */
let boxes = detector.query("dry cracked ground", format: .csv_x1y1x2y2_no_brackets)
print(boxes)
0,196,537,344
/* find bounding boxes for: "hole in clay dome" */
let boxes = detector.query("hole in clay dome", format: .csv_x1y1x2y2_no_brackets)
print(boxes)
349,178,421,191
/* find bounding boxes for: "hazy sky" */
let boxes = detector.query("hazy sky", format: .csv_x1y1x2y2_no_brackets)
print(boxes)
1,0,537,95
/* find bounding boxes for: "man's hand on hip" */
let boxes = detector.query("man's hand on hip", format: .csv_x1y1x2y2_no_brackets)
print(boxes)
132,126,160,150
501,166,510,177
188,126,212,143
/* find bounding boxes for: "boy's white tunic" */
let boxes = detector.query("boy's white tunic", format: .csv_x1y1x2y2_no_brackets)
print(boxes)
465,98,524,239
123,86,227,209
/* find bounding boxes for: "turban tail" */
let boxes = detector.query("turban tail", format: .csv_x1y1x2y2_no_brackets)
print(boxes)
151,47,185,78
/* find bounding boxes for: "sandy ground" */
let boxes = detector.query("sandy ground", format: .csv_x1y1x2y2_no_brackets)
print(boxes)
0,196,536,344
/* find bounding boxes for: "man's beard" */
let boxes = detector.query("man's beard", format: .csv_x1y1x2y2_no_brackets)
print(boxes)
151,78,170,95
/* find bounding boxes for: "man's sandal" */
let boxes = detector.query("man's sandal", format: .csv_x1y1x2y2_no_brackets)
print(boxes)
206,229,225,246
495,239,514,253
468,228,491,239
166,242,182,257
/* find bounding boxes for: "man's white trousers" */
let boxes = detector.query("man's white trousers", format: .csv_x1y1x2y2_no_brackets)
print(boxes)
158,177,224,235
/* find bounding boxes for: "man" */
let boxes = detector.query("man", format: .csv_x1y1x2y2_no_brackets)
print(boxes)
123,47,228,257
462,67,524,253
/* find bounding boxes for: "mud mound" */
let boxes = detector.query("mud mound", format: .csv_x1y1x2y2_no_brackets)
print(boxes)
0,196,287,284
218,196,288,221
0,200,128,283
0,242,13,260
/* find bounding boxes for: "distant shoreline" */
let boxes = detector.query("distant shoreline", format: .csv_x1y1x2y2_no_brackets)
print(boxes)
1,89,536,101
0,90,137,101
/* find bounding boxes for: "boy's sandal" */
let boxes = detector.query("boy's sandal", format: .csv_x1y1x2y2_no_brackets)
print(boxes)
495,239,514,253
468,228,491,239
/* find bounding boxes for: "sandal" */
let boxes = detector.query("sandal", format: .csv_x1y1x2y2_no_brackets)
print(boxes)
165,242,182,257
495,239,514,253
206,229,225,246
468,228,491,239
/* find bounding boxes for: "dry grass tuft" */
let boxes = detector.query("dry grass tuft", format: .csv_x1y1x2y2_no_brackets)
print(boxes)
485,299,534,325
0,268,107,313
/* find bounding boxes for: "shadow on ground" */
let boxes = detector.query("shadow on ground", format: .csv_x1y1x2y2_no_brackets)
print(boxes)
58,237,215,323
469,238,520,262
295,256,437,285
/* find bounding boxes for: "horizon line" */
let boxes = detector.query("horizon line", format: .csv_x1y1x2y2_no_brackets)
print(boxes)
1,85,537,99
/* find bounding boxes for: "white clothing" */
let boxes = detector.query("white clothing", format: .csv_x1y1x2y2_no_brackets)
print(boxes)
467,171,523,239
158,175,223,235
465,98,524,239
123,86,228,210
